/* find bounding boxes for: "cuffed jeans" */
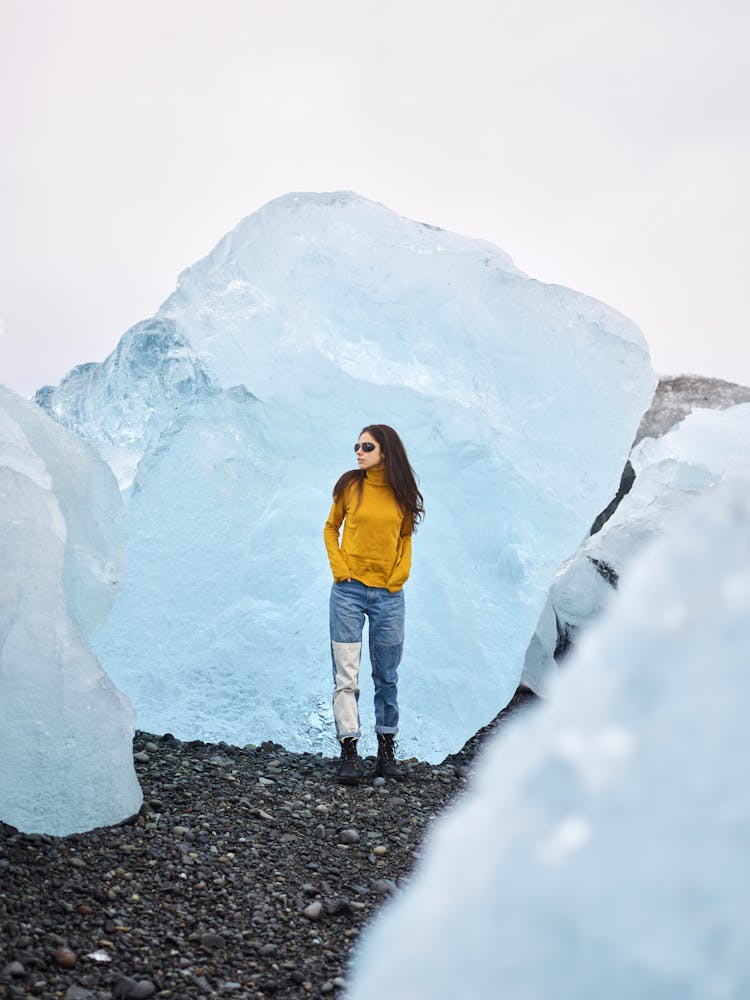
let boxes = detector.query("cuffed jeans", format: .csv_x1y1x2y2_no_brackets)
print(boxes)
329,579,405,741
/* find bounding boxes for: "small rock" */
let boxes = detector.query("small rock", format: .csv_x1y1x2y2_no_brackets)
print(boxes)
313,824,326,838
53,946,77,969
133,751,150,764
145,741,159,752
339,828,360,845
200,932,226,950
5,961,25,978
64,987,96,1000
114,977,153,999
327,898,352,916
372,777,386,787
69,856,86,868
371,878,397,894
129,982,156,1000
260,943,277,956
373,845,387,856
257,776,275,786
303,901,322,921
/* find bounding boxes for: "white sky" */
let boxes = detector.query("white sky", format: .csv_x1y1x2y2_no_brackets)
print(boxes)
1,0,748,397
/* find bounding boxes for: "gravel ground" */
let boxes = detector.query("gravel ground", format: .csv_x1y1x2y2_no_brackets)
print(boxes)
0,690,536,1000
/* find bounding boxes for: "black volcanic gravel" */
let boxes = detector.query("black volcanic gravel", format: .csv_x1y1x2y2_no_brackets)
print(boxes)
0,690,536,1000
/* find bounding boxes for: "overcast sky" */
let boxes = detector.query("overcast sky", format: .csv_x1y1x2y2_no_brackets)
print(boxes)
1,0,748,398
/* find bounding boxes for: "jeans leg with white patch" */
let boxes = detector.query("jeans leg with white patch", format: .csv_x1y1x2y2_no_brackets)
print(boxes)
329,580,405,740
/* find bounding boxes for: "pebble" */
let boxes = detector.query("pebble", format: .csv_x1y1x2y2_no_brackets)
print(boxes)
371,878,397,894
133,751,150,764
200,932,226,950
303,901,323,921
145,742,159,752
113,977,156,999
5,961,25,977
130,982,156,999
327,898,352,916
53,946,77,969
64,987,96,1000
372,845,387,855
339,828,360,845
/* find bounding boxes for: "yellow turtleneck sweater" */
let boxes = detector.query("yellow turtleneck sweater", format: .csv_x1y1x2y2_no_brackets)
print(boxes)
324,467,413,593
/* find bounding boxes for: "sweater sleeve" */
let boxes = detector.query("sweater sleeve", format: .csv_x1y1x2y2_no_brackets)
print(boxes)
385,514,413,592
323,493,352,581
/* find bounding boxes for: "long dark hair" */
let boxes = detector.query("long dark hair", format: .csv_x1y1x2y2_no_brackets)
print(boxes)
333,424,425,534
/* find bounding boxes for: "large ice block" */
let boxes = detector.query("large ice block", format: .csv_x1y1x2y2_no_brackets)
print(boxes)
349,476,750,998
36,192,656,760
0,385,142,835
523,402,750,694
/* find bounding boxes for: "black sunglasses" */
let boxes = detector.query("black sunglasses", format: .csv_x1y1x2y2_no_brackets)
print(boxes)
354,442,377,453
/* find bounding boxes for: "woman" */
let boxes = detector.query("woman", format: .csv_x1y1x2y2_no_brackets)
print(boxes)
324,424,424,784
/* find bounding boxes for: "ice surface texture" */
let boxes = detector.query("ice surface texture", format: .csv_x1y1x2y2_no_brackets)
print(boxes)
522,402,750,694
37,192,656,760
0,386,142,835
350,477,750,999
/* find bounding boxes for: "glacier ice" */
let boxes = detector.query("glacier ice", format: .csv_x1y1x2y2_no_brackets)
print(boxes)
36,191,656,760
522,402,750,694
349,476,750,999
0,385,142,836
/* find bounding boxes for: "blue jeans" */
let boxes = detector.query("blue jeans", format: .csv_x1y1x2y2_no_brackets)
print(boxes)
329,579,405,740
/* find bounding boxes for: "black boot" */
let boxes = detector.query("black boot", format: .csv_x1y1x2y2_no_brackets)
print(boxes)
338,737,362,785
375,733,403,780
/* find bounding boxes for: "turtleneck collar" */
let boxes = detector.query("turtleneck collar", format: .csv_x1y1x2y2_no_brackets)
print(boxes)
365,466,389,486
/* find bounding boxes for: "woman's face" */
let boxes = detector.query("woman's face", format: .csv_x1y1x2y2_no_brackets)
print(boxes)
355,431,385,470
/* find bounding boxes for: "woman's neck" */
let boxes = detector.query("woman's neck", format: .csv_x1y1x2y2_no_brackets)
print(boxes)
365,466,388,484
